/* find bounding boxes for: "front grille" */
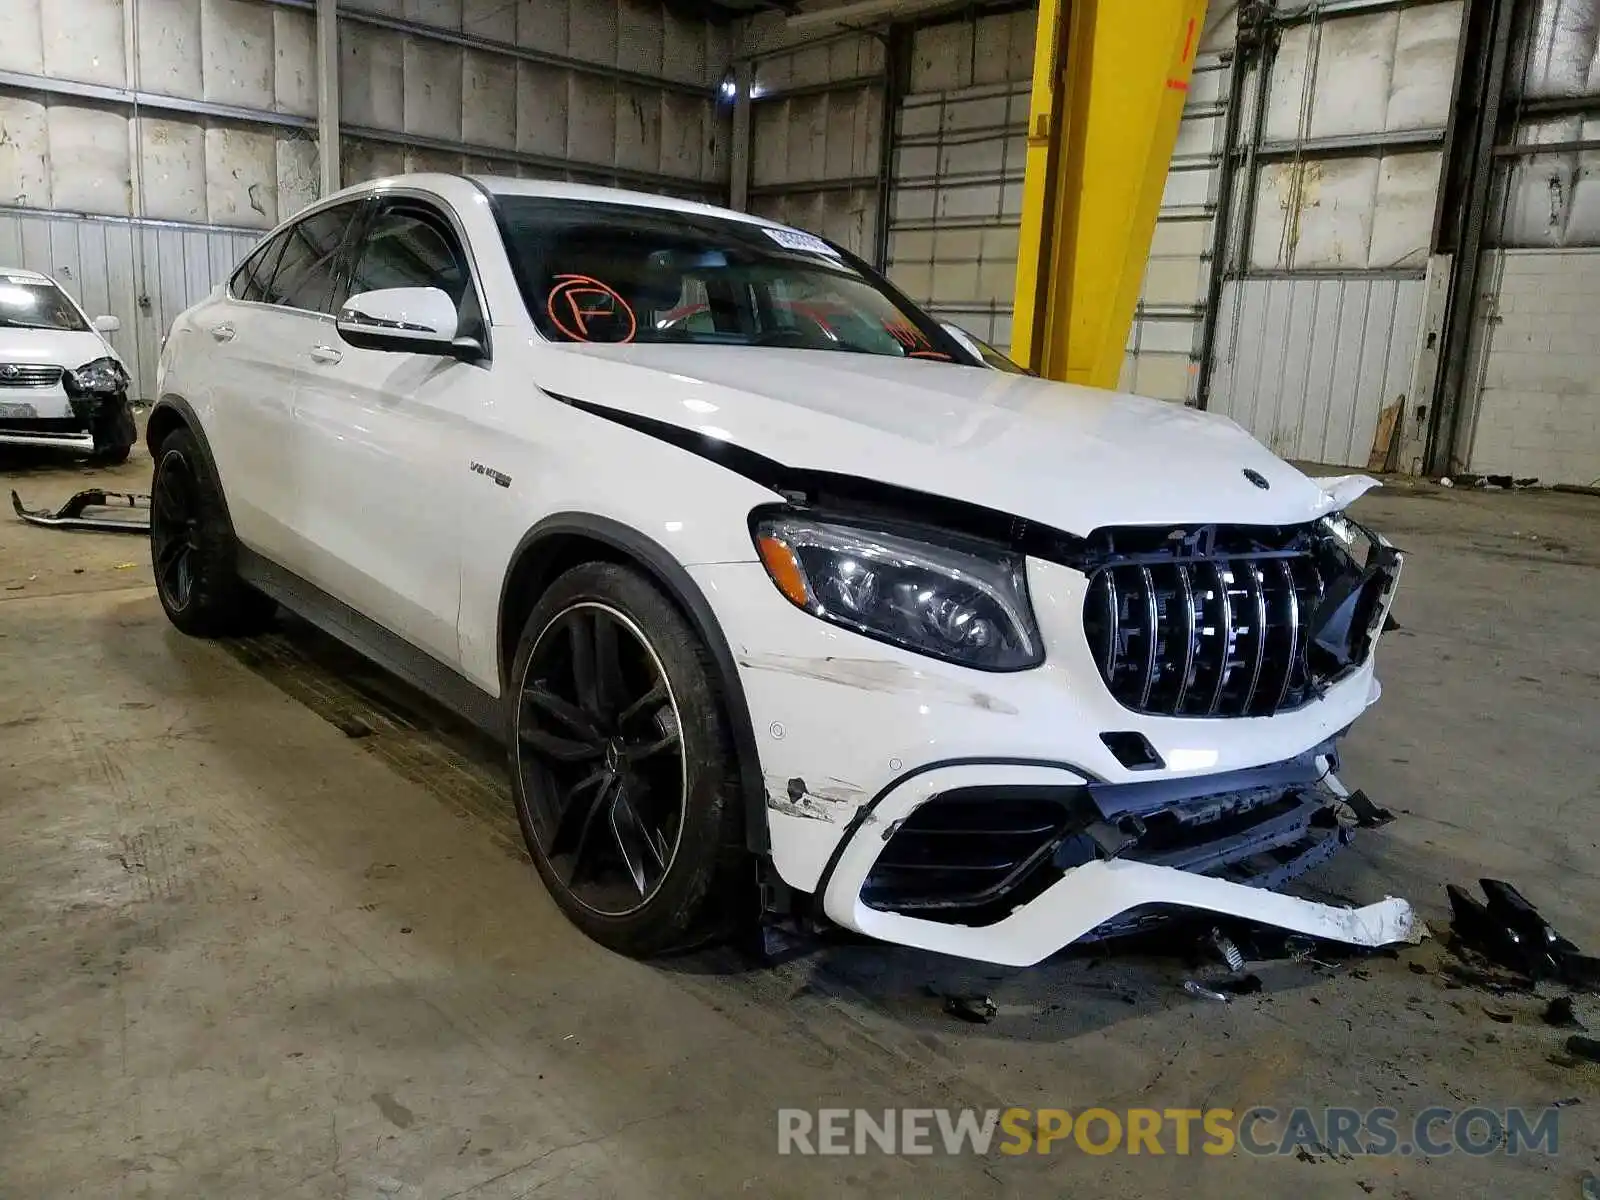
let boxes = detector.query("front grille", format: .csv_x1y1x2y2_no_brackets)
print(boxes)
862,789,1079,924
0,365,63,389
1085,554,1328,717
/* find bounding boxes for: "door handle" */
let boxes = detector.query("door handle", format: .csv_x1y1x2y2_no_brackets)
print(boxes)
210,323,235,343
310,345,343,364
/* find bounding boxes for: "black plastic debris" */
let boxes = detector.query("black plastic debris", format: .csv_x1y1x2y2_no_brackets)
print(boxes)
1552,1097,1583,1108
1219,974,1264,996
1567,1035,1600,1064
943,995,998,1024
1343,788,1396,829
11,488,151,534
1544,997,1584,1029
1447,879,1600,987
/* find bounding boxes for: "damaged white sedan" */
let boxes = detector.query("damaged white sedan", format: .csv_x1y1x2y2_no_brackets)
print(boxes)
150,175,1413,964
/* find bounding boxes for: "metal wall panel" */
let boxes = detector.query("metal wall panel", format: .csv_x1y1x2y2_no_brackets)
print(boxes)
0,208,256,402
745,26,886,259
885,11,1033,352
337,0,731,195
0,0,319,227
1209,275,1424,464
1456,0,1600,481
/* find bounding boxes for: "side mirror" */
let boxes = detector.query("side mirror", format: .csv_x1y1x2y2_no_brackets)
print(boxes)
93,314,121,334
337,287,480,360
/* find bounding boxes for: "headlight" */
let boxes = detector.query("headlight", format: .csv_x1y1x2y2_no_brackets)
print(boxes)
67,356,128,394
753,516,1042,671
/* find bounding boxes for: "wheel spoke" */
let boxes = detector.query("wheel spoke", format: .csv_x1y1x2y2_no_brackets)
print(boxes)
155,530,189,573
519,726,602,765
627,728,680,761
548,766,608,854
565,772,617,886
592,612,627,715
568,613,601,716
522,683,598,738
616,680,667,727
609,781,665,897
154,461,191,523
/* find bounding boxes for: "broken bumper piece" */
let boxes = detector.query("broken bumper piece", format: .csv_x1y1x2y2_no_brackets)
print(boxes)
12,488,151,533
818,761,1422,968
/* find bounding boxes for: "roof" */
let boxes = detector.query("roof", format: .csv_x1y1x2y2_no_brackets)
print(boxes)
468,176,779,228
0,269,53,284
327,173,786,232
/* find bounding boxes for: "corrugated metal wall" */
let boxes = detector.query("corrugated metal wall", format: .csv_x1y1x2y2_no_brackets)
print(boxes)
0,209,256,401
742,24,886,255
883,10,1033,352
1,0,736,404
1207,0,1463,466
0,0,320,227
338,0,731,195
1459,0,1600,484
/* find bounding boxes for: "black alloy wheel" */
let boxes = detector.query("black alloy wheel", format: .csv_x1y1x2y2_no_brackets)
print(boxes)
151,448,199,612
515,601,688,917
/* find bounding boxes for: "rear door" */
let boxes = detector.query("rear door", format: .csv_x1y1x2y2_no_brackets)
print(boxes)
289,197,488,666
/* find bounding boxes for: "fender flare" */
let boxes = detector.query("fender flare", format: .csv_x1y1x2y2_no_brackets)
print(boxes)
498,512,770,855
145,394,235,526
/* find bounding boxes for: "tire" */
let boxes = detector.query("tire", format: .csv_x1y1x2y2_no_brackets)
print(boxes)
507,562,747,957
89,397,136,465
149,426,277,637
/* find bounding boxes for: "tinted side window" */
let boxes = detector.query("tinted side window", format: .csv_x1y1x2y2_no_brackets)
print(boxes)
264,206,359,313
349,209,470,307
231,234,288,303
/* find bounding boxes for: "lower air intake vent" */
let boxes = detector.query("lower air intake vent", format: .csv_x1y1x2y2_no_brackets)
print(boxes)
862,788,1080,925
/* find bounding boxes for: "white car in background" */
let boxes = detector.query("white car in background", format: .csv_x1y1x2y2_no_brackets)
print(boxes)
0,269,135,463
149,175,1412,965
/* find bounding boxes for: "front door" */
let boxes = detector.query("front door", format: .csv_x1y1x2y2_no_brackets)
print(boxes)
289,199,488,668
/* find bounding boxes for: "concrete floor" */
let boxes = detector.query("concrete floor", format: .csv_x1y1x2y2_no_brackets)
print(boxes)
2,442,1597,1199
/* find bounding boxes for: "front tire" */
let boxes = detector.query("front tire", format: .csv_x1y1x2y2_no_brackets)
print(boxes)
149,427,276,637
508,563,747,956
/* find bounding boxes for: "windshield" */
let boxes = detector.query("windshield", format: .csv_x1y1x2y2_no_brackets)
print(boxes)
0,276,88,332
494,197,969,362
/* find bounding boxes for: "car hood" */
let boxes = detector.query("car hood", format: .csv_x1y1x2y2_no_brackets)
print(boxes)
0,328,118,370
546,343,1370,534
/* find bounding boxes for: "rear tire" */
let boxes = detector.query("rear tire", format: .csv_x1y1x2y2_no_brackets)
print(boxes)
149,427,276,637
507,562,747,956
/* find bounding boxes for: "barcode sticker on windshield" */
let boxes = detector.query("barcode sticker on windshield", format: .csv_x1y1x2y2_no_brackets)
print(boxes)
762,228,840,257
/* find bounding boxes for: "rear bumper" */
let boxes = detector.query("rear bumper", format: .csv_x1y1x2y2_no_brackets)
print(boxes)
818,762,1420,967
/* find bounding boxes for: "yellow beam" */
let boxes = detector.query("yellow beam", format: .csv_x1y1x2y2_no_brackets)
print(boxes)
1011,0,1207,389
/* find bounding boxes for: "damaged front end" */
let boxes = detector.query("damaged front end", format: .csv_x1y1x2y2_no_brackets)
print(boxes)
760,511,1414,966
816,754,1421,967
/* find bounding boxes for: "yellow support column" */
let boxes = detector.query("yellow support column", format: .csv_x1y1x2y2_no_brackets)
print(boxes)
1011,0,1207,389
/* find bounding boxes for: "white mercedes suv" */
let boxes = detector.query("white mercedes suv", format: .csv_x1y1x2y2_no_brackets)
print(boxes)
151,175,1412,964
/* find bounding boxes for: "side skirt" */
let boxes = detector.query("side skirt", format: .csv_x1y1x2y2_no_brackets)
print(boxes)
236,548,504,739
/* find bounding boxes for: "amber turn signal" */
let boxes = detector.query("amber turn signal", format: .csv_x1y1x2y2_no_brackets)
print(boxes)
757,534,811,608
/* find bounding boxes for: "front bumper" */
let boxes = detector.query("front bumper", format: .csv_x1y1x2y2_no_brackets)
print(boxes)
819,761,1418,967
690,554,1410,965
0,382,96,451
